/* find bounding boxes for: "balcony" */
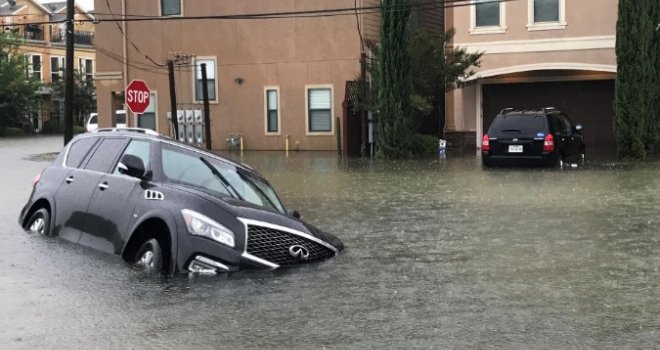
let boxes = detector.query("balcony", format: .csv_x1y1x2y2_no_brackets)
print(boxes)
22,25,45,42
50,27,95,47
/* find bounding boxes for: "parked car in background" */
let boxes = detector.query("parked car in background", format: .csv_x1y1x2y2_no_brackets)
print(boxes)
20,128,343,274
482,108,585,167
86,110,127,132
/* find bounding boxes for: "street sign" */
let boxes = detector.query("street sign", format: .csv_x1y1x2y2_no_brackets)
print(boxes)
125,80,151,114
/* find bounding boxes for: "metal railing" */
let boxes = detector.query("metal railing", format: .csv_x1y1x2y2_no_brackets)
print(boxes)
50,27,95,46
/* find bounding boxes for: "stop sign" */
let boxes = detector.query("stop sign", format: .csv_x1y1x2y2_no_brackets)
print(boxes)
125,80,151,114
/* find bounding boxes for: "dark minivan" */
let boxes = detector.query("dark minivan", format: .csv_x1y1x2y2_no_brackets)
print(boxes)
481,108,585,167
19,129,343,274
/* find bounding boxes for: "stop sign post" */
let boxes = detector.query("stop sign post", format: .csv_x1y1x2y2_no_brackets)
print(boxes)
125,79,151,115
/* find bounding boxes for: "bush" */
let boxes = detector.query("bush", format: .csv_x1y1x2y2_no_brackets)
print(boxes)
41,120,63,134
2,127,25,137
411,133,439,156
73,125,86,135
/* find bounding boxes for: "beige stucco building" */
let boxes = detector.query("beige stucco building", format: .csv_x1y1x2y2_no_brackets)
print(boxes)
94,0,378,151
446,0,617,152
1,0,96,131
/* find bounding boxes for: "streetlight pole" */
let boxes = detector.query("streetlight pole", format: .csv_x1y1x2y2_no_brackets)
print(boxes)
63,0,74,145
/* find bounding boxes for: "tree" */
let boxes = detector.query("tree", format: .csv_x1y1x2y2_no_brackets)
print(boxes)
409,28,482,136
0,32,41,135
49,68,96,127
377,0,414,158
614,0,659,159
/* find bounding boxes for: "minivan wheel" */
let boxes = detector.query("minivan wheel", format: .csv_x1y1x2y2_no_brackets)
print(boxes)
134,238,163,273
25,208,50,235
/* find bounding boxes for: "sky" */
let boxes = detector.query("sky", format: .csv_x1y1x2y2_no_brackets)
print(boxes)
40,0,94,11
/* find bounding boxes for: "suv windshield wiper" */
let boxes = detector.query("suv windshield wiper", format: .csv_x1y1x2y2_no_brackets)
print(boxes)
238,170,280,211
199,157,244,200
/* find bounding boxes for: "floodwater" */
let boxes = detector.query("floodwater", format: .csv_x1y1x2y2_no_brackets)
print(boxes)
1,136,659,349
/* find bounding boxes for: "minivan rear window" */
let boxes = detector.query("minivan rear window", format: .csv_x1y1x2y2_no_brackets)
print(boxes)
490,115,546,134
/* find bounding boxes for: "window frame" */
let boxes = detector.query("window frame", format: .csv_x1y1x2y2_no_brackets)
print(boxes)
159,0,183,17
50,56,65,82
264,86,281,135
25,53,42,81
527,0,566,31
193,56,218,103
470,0,507,35
305,85,334,136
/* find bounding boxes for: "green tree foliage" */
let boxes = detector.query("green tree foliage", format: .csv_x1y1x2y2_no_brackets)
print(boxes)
614,0,659,159
49,68,96,126
409,28,482,133
0,32,41,136
377,0,414,158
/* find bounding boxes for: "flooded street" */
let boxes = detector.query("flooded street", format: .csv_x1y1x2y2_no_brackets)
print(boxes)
1,136,659,348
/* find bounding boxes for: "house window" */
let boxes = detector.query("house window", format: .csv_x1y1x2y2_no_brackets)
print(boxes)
51,56,64,82
26,54,41,80
307,87,332,133
79,58,94,83
527,0,566,30
194,58,217,102
470,0,506,34
161,0,181,16
265,88,279,134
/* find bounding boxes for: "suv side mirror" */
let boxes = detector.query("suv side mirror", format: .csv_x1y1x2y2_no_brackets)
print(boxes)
118,154,146,179
575,124,584,132
288,209,301,219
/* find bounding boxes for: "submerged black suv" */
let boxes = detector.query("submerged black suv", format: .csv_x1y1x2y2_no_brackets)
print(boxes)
481,108,585,167
19,129,343,274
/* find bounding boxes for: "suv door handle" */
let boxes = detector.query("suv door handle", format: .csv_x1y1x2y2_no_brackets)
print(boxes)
65,176,74,184
98,182,109,190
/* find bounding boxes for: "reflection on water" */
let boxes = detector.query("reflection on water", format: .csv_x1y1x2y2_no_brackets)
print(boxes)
1,139,659,348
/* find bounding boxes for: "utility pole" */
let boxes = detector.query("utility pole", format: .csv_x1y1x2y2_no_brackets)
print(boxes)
168,60,178,139
201,63,212,150
63,0,74,145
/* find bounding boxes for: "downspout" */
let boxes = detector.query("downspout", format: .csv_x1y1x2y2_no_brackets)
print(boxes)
122,0,129,126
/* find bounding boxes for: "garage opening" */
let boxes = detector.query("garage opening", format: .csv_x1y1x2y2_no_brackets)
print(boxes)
482,78,615,155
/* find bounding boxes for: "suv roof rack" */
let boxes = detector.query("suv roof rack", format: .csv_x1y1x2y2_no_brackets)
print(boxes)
499,108,515,115
542,107,557,113
93,127,160,136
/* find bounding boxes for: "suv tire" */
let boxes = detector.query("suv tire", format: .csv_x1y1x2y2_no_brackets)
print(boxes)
25,208,51,236
135,238,164,273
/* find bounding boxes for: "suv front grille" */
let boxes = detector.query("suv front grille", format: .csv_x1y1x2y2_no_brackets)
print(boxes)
246,225,335,266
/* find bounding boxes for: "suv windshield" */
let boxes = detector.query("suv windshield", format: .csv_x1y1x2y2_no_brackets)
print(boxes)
490,115,546,134
161,145,286,213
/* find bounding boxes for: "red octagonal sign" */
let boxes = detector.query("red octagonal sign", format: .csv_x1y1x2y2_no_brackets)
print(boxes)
125,79,151,114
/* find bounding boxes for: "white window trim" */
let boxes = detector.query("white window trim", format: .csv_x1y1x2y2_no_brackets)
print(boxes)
469,0,507,35
192,56,218,104
158,0,184,17
264,86,281,136
527,0,566,31
26,53,42,81
50,55,65,82
133,91,159,131
305,84,334,136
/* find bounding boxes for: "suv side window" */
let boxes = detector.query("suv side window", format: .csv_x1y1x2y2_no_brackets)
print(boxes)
84,138,128,173
559,114,573,133
113,139,151,175
65,137,98,168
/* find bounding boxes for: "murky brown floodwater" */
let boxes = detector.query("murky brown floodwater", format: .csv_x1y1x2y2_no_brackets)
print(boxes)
1,136,658,349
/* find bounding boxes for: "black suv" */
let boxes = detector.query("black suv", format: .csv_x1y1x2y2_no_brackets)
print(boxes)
19,129,343,274
481,108,585,167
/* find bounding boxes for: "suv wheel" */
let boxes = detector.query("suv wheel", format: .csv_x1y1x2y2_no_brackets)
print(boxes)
134,238,164,273
25,208,51,235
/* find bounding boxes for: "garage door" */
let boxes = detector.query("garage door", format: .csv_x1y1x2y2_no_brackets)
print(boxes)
482,80,615,154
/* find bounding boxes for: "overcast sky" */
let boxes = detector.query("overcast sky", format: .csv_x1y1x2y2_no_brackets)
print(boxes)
41,0,94,11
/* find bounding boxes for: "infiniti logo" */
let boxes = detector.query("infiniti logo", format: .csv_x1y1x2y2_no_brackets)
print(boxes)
288,245,310,261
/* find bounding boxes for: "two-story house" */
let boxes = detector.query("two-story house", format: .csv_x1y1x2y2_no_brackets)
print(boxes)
445,0,617,153
1,0,96,132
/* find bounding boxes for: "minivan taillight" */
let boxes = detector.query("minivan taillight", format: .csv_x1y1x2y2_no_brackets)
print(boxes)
543,134,555,152
482,134,490,152
33,173,41,187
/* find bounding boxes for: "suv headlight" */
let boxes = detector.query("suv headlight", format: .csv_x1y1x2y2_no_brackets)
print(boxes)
181,209,235,247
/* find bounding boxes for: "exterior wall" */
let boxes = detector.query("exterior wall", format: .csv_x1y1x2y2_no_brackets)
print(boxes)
445,0,618,149
95,0,364,151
